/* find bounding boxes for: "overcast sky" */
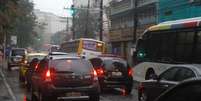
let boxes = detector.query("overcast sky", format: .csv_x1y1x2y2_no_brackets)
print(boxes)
33,0,73,17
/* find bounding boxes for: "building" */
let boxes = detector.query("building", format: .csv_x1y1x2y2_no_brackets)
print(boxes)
34,9,69,43
159,0,201,22
108,0,158,65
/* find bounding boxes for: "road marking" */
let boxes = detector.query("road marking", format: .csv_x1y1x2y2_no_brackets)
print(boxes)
0,70,17,101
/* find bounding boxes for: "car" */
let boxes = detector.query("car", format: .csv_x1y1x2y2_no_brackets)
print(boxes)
89,54,133,95
8,48,27,71
47,52,69,59
19,53,47,83
155,78,201,101
138,64,201,101
31,56,100,101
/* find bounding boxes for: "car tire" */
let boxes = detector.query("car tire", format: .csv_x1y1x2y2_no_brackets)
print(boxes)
19,74,25,83
89,94,100,101
125,85,132,95
7,64,11,71
138,92,149,101
31,87,37,101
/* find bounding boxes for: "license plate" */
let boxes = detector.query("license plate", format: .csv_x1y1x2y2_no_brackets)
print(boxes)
112,72,122,76
66,92,81,97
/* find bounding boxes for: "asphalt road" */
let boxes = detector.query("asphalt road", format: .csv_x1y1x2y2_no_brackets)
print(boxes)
0,66,138,101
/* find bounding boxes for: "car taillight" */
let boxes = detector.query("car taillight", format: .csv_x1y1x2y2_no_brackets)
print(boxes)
128,67,133,76
92,69,98,81
95,68,104,76
44,69,52,82
34,64,39,70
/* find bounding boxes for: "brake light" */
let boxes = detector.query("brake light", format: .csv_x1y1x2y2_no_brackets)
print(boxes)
45,69,52,82
96,68,104,76
128,67,133,76
92,69,98,81
35,64,39,70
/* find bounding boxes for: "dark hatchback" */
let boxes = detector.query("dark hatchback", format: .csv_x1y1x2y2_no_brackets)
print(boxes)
138,65,201,101
31,57,100,101
90,55,133,94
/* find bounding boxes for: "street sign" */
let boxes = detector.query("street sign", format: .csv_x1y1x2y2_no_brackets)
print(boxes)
11,36,17,45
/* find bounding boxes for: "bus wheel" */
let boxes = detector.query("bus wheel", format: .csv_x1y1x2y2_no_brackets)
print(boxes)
145,68,155,80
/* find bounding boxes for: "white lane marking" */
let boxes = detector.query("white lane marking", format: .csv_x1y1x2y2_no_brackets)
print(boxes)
0,70,17,101
100,96,113,101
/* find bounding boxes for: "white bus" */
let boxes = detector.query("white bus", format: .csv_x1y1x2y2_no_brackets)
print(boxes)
133,17,201,82
60,38,106,59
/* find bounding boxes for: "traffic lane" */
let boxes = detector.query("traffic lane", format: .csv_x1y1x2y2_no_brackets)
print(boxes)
0,70,13,101
100,88,138,101
3,66,139,101
2,66,27,101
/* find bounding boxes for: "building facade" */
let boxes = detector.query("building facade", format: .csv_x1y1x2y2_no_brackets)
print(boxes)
159,0,201,22
34,9,68,44
109,0,158,65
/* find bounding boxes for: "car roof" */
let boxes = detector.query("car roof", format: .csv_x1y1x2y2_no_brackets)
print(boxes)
48,55,81,60
28,53,47,56
49,52,68,55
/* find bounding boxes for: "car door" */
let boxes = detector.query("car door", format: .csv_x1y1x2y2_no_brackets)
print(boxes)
32,59,47,92
144,67,180,101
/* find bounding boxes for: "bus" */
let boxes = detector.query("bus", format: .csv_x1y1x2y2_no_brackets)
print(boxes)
60,38,106,59
133,17,201,82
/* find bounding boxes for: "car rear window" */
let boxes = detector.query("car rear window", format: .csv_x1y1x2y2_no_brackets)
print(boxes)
12,49,26,56
103,59,127,70
50,59,92,74
28,55,45,62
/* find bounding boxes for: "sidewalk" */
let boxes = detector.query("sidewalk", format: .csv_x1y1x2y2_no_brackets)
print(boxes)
0,67,13,101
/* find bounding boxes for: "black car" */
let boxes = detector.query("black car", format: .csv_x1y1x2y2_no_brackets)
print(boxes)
31,56,100,101
90,54,133,94
138,64,201,101
155,78,201,101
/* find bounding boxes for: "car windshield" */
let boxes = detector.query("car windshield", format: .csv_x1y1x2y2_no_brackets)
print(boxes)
103,58,127,70
12,49,25,56
49,59,92,74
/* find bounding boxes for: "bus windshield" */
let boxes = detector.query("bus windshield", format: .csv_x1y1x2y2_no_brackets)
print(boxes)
137,29,201,64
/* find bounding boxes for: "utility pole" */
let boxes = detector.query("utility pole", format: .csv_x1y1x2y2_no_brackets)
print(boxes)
72,5,75,39
85,0,90,38
99,0,103,41
133,0,138,43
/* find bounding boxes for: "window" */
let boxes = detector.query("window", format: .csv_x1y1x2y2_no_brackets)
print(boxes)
50,59,92,74
160,67,180,81
174,68,196,81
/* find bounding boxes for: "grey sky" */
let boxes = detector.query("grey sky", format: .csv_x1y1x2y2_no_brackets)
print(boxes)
33,0,73,17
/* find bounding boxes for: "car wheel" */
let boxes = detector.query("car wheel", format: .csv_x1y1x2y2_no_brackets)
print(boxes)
19,74,25,83
89,94,100,101
31,87,37,101
125,85,132,95
7,64,11,71
138,92,148,101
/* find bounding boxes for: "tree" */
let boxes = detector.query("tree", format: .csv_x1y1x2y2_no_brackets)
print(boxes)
74,8,99,39
0,0,36,48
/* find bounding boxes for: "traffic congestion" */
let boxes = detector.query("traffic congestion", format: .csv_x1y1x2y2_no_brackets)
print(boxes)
1,0,201,101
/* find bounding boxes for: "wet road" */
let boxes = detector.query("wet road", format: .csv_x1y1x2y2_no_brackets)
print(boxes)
0,66,138,101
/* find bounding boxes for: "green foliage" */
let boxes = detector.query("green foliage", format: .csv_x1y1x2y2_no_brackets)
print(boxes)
74,9,98,39
0,0,37,48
